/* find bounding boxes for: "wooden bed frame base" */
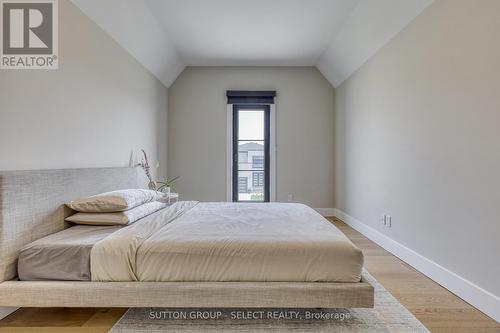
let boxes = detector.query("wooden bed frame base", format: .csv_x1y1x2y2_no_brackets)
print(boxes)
0,276,374,308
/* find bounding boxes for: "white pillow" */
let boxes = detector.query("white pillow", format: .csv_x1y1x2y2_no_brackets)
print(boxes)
66,189,164,213
65,201,167,226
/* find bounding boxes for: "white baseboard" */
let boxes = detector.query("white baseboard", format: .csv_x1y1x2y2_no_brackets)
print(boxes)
332,208,500,323
314,208,337,217
0,307,17,320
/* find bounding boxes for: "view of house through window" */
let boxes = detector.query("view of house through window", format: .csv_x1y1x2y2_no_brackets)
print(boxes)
233,107,270,202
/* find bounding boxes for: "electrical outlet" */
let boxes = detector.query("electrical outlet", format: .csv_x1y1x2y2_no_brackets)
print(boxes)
381,214,392,228
287,194,293,202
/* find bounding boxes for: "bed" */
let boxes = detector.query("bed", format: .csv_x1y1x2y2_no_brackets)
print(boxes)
0,167,373,308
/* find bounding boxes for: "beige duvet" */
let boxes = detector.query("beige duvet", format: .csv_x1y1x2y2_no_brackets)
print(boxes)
91,202,363,282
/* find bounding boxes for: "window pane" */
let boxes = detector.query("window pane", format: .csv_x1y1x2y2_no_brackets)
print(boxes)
252,171,264,187
238,151,248,163
238,176,248,194
238,171,264,201
238,141,264,170
238,110,264,140
252,156,264,169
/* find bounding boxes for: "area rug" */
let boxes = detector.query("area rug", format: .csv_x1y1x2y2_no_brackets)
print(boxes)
110,270,429,332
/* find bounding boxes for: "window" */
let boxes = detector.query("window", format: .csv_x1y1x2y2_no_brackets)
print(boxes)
232,105,270,202
228,90,275,203
252,172,264,187
252,156,264,169
238,177,248,193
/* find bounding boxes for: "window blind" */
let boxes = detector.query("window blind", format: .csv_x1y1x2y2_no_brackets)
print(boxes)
227,90,276,104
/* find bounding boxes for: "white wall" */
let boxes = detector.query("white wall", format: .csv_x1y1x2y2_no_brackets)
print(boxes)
168,67,335,207
0,0,168,179
335,0,500,315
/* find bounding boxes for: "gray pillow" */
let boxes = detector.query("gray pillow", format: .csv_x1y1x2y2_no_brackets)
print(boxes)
66,189,164,213
65,201,167,225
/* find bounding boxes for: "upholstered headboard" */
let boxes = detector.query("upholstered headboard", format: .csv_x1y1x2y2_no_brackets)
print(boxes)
0,167,138,282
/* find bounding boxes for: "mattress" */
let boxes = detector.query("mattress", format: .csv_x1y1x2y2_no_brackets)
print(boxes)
91,202,364,283
18,225,121,281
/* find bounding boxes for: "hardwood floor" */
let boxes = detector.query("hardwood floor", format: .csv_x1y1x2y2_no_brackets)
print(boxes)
330,218,500,333
0,308,126,333
0,218,498,332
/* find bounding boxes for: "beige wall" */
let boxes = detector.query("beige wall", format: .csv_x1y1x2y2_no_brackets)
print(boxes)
168,67,335,207
335,0,500,298
0,0,168,180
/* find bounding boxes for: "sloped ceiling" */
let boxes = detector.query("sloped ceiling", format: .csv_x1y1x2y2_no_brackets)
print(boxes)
71,0,184,87
71,0,433,88
317,0,433,87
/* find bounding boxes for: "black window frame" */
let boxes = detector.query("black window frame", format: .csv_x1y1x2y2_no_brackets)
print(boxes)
232,104,270,202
